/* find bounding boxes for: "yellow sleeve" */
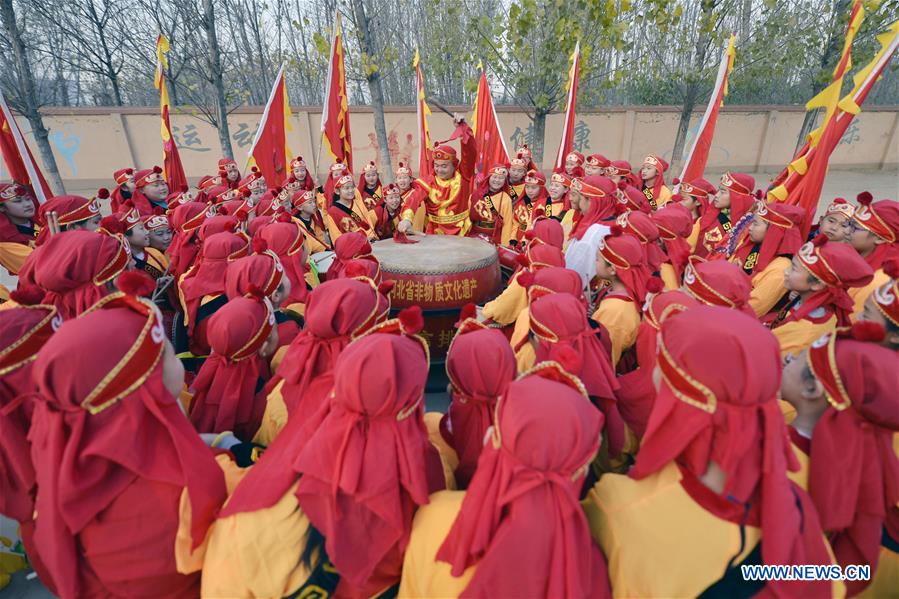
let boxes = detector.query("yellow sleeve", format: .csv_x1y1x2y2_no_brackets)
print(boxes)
687,221,700,253
749,257,789,317
175,454,250,574
499,194,515,246
660,263,679,290
398,491,474,598
656,185,672,208
0,241,33,276
201,488,314,598
325,212,343,244
859,546,899,598
424,412,458,491
560,211,575,250
772,316,837,361
481,274,527,326
849,269,889,321
515,339,536,374
509,307,530,352
252,380,288,447
591,298,640,367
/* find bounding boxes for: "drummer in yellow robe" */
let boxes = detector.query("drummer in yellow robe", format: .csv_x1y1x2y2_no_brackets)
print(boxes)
400,367,610,598
639,153,672,210
728,201,804,317
770,238,873,360
584,306,843,598
290,190,331,254
325,174,378,242
394,161,426,232
844,195,898,318
467,163,514,245
398,114,477,236
548,173,576,244
482,243,564,328
507,151,528,202
678,178,715,252
780,331,899,598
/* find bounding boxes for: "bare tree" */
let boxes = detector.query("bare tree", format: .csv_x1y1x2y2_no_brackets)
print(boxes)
202,0,234,157
0,0,65,193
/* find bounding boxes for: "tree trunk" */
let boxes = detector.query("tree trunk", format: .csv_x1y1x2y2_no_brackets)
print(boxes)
0,0,65,195
202,0,234,158
350,0,393,181
794,0,852,154
671,84,699,169
532,109,547,167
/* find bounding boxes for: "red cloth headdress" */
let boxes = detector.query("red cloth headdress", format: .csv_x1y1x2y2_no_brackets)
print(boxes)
569,175,617,240
437,369,610,598
682,256,755,317
632,306,834,598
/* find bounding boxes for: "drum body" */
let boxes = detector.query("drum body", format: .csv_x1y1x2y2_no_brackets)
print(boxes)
372,235,502,365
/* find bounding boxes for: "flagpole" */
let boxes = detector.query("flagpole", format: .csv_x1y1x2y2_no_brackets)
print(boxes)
0,91,50,203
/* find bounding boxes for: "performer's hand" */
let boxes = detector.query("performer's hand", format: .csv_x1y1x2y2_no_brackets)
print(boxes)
397,219,413,234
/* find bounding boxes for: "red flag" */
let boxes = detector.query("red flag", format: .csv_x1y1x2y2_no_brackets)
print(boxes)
0,90,53,202
414,49,434,179
470,66,509,176
320,13,352,172
155,35,188,193
553,41,581,172
678,35,735,185
791,19,899,236
246,62,292,185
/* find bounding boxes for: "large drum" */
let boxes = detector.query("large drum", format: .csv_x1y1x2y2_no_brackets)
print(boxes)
372,234,502,378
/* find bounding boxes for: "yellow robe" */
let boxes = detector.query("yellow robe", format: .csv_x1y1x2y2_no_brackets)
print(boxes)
325,192,378,242
253,380,289,446
591,297,640,368
560,209,577,250
583,461,845,598
397,491,476,598
849,268,889,321
0,241,32,275
687,220,701,253
480,274,526,326
470,190,514,245
647,184,672,210
748,257,790,317
772,312,837,361
660,263,679,290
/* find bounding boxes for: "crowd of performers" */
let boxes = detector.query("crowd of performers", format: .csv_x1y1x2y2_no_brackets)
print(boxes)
0,114,897,598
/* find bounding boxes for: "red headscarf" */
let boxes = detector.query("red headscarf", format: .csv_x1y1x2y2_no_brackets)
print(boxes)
166,201,209,278
327,231,378,280
527,216,564,250
606,160,639,187
33,230,129,319
617,209,663,271
699,171,755,231
224,250,284,301
732,202,805,274
29,291,226,598
188,297,275,440
445,325,517,488
599,230,652,303
179,231,248,336
651,203,694,280
35,194,103,245
529,292,623,454
256,220,309,305
198,214,241,241
682,257,756,317
616,183,652,214
784,237,874,327
569,176,617,240
632,306,834,598
853,196,899,271
616,289,698,439
806,333,899,595
680,178,716,219
294,332,438,595
437,368,610,598
0,300,59,523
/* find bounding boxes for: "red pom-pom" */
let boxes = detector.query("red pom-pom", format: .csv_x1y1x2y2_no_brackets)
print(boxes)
883,257,899,279
458,303,477,323
97,187,110,200
397,161,405,168
753,189,763,200
670,194,683,203
857,191,873,206
517,270,535,288
252,236,268,254
811,234,828,247
515,253,530,268
251,166,259,174
152,165,163,174
672,177,681,185
524,229,536,241
616,180,628,191
549,344,583,375
115,271,156,297
241,189,252,198
9,285,46,306
398,305,424,335
234,206,250,222
246,284,266,299
378,280,395,295
125,168,134,175
646,277,664,294
276,211,292,224
849,320,886,343
609,224,623,237
100,216,125,235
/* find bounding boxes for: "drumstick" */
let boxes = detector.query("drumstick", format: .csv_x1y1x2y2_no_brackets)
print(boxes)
427,97,455,119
